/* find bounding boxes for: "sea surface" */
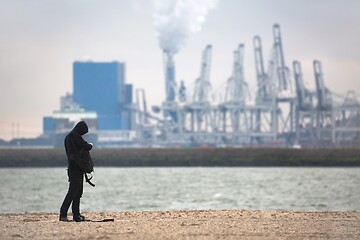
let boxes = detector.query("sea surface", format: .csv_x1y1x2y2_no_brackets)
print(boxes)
0,167,359,213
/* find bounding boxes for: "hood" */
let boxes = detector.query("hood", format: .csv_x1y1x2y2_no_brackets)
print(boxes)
72,121,89,135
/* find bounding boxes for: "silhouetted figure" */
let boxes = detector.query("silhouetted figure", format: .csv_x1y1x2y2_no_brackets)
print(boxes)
59,121,93,222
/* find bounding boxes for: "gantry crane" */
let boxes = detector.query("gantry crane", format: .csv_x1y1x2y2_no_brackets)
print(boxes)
313,60,333,141
293,61,316,144
186,44,214,137
219,44,250,141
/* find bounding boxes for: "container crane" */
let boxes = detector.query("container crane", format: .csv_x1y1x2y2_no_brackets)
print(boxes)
252,36,271,139
270,24,295,138
224,44,249,104
314,60,332,111
273,24,290,92
220,44,250,137
293,61,315,144
293,61,313,111
193,44,212,103
313,60,333,141
254,36,271,103
185,45,214,138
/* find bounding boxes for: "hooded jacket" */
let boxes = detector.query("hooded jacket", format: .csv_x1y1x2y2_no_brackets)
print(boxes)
64,121,93,180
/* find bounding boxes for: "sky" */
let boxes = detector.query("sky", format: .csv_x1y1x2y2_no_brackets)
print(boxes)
0,0,360,140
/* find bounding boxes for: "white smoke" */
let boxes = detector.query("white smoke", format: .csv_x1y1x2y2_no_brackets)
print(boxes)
153,0,218,54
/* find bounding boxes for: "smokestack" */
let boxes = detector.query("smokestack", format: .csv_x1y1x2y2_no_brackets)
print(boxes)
163,50,176,102
153,0,218,121
163,50,178,123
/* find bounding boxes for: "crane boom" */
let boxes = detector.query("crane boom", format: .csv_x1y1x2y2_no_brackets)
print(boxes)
193,45,212,102
314,60,332,110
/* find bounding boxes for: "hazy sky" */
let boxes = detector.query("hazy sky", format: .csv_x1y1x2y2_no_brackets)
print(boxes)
1,0,360,140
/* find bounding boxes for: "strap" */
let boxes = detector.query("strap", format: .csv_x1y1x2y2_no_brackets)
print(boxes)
85,173,95,187
85,218,114,222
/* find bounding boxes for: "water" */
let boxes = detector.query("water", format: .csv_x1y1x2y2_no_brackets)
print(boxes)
0,167,359,213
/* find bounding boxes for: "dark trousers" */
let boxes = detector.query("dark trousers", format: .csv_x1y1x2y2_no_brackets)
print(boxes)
60,177,83,217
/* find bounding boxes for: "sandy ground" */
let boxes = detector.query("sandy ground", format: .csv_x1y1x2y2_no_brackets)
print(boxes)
0,210,359,239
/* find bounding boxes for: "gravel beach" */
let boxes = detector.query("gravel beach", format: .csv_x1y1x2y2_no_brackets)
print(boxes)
1,210,359,239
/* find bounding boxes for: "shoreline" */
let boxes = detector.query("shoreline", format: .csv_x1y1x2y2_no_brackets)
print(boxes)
1,210,359,239
1,148,360,167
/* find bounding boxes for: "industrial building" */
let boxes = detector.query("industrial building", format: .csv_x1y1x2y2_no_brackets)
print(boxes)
43,61,135,147
73,61,132,130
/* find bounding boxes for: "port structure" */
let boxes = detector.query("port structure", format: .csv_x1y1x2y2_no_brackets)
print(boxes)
293,61,316,145
218,43,251,143
134,24,360,147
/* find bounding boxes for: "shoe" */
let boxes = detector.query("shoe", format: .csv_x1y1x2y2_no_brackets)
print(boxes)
59,216,71,222
73,215,86,222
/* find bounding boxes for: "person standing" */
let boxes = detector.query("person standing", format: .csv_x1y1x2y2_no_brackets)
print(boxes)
59,121,93,222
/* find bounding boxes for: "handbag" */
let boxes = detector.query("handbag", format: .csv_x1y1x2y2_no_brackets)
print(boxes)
67,136,95,187
68,151,95,187
76,149,94,173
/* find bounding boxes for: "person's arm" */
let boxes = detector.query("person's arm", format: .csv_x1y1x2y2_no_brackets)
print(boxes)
72,132,93,150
